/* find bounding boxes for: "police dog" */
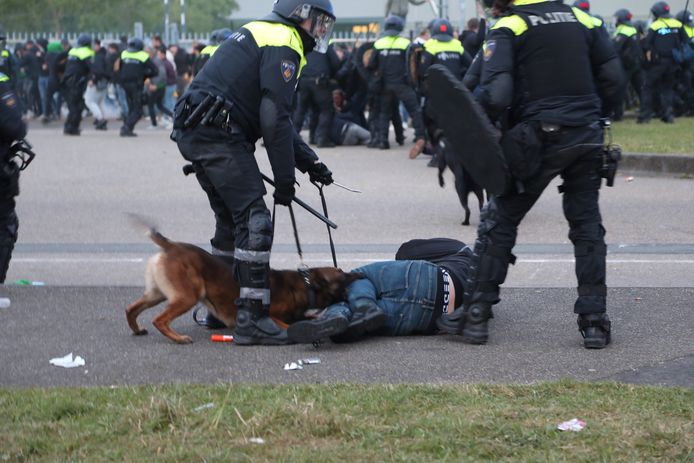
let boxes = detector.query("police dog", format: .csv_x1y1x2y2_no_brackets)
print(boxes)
125,217,360,344
436,138,486,226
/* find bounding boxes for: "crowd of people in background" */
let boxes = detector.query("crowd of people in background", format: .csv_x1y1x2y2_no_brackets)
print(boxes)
0,0,693,142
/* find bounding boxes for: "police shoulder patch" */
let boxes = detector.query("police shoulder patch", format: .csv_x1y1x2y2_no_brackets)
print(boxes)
483,40,496,62
281,60,297,83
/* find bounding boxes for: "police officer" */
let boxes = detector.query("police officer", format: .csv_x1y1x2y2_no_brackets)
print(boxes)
675,10,694,116
292,43,341,147
0,71,27,283
572,1,606,30
173,0,336,345
612,8,644,121
194,28,233,75
638,1,686,124
368,15,427,158
118,38,158,137
0,29,15,82
62,34,94,135
437,0,623,349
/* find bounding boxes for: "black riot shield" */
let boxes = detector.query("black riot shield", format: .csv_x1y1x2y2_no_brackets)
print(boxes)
424,64,511,196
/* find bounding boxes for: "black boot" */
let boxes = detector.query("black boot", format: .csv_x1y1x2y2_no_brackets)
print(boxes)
437,303,493,344
287,313,349,344
234,299,293,345
329,303,386,343
577,313,611,349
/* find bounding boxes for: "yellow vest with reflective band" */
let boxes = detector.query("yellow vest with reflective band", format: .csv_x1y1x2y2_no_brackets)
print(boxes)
120,50,150,62
1,50,8,58
68,46,95,60
424,38,464,56
0,72,8,82
374,35,411,51
684,25,694,38
492,4,595,36
650,18,683,31
243,21,307,75
592,16,603,27
201,45,219,56
615,24,638,38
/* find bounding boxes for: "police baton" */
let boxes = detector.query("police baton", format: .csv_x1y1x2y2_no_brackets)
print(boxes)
261,173,337,230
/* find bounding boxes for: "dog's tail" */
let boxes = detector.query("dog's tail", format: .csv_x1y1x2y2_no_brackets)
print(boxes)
126,213,173,250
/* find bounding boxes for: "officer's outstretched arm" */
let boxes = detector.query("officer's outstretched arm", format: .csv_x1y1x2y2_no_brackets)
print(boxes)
478,31,514,121
292,130,320,173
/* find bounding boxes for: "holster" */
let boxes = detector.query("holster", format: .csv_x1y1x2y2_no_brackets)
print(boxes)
500,121,543,182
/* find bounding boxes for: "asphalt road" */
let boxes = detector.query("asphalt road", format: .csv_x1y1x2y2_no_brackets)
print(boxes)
1,120,692,388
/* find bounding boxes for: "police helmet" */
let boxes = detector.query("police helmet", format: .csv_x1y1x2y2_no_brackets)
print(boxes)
431,19,454,41
572,1,590,12
77,34,92,47
383,15,405,35
614,8,633,25
675,10,693,25
216,28,233,43
651,1,671,18
127,37,144,51
272,0,336,53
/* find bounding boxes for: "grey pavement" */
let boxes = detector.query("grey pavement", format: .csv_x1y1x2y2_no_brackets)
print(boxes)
1,120,693,388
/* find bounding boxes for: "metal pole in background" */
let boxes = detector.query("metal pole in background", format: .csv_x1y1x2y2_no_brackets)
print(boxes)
180,0,186,35
164,0,170,44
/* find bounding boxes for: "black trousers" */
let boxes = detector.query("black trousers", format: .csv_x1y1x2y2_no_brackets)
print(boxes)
377,83,425,143
292,78,334,144
639,59,677,121
63,82,85,132
465,123,607,315
121,81,144,133
613,66,644,121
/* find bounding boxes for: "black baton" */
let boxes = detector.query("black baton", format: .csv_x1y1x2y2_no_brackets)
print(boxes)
201,96,225,126
183,94,213,128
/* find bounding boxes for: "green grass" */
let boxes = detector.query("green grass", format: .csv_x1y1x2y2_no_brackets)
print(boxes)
612,117,694,154
1,381,692,462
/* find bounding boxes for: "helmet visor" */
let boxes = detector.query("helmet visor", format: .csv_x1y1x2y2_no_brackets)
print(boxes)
309,10,335,53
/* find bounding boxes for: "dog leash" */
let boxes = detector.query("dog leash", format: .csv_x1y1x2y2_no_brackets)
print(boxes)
311,180,338,268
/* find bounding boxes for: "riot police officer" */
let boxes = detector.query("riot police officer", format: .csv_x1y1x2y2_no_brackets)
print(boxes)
0,30,16,83
194,28,233,76
368,15,427,158
420,18,472,81
173,0,336,345
118,38,158,137
638,1,686,123
0,71,28,283
612,8,644,121
437,0,623,349
62,34,94,135
675,10,694,115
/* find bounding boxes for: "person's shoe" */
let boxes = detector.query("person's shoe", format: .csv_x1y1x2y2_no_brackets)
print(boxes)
396,136,405,146
316,140,336,148
427,153,439,168
330,304,386,343
120,129,137,137
577,313,611,349
287,314,349,344
437,303,493,344
63,128,80,136
234,304,294,345
95,119,108,130
192,306,227,329
367,139,379,148
636,117,650,124
661,116,674,124
377,141,390,150
409,139,426,159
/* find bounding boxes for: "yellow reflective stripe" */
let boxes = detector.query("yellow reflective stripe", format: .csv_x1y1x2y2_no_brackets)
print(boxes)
120,50,150,62
424,38,464,55
492,15,528,36
201,45,219,56
373,36,411,50
572,7,595,29
686,25,694,38
0,72,8,82
650,18,683,30
68,46,95,60
592,16,603,27
615,24,637,38
1,50,8,57
244,21,307,73
513,0,547,5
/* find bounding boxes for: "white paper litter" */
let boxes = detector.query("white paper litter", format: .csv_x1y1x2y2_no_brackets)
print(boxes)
0,297,10,309
193,402,215,412
249,437,265,444
284,362,303,371
557,418,586,432
49,353,86,368
300,358,321,365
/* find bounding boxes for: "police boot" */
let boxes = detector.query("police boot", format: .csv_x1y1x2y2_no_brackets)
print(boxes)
287,313,349,344
329,302,386,343
577,313,611,349
437,303,493,345
234,299,293,345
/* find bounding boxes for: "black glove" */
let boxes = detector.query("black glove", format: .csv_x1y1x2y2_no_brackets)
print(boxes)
308,162,334,185
273,183,295,206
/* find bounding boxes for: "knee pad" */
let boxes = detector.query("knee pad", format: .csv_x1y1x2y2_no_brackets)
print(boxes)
247,204,273,252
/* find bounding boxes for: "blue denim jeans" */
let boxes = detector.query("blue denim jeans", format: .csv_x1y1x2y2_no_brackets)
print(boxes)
324,260,441,336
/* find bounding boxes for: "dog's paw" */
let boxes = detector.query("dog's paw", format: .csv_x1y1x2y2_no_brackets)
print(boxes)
176,335,194,344
135,329,148,336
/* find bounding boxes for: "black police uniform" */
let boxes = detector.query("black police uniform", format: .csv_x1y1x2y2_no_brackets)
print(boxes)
174,14,333,345
368,29,426,149
0,72,27,282
292,45,341,147
612,20,644,121
118,43,158,136
62,44,94,135
639,12,685,123
439,0,623,349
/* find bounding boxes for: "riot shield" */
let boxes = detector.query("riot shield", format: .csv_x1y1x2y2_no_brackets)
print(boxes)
424,64,510,195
